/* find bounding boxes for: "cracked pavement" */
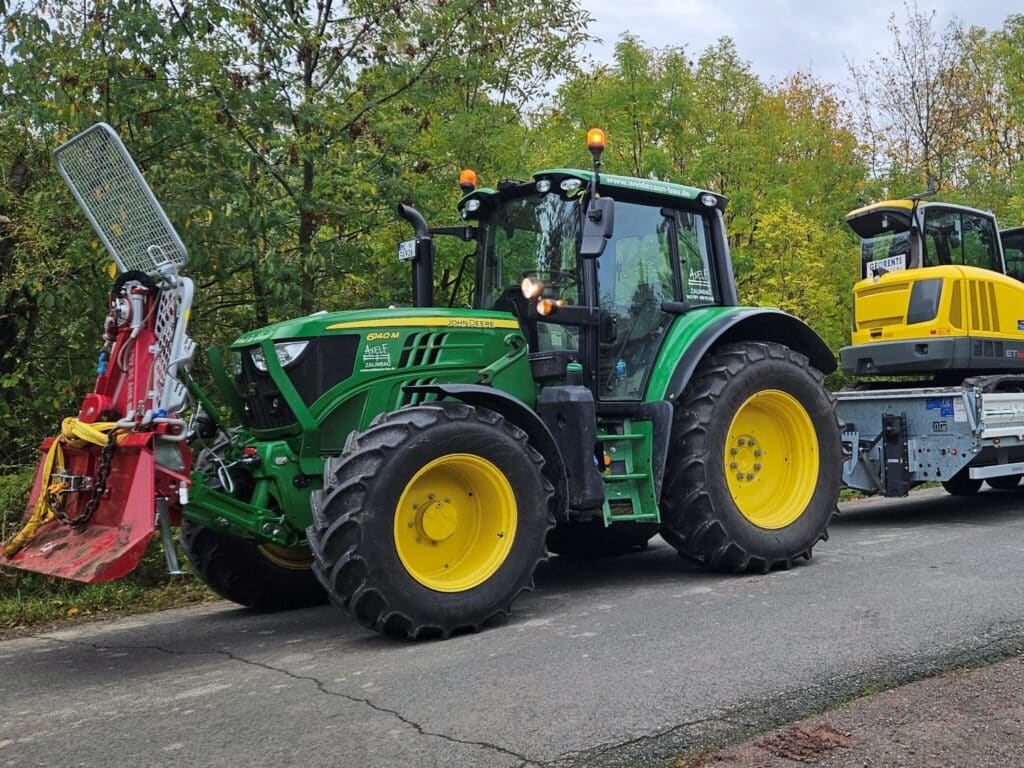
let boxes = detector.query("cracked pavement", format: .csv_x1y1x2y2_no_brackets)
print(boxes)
3,487,1024,767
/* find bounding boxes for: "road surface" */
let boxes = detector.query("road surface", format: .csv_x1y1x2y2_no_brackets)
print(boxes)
2,487,1024,767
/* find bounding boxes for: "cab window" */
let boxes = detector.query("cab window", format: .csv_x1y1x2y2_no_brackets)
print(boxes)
924,209,1001,272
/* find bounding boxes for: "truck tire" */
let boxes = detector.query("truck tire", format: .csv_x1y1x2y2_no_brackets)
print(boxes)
546,520,658,559
180,520,327,610
307,402,553,639
660,342,841,572
987,474,1022,490
941,468,982,496
179,435,326,611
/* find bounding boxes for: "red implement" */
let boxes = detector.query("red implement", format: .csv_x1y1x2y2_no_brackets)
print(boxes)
0,433,188,583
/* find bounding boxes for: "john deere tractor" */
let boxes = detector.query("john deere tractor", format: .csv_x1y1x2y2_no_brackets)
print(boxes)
2,125,841,638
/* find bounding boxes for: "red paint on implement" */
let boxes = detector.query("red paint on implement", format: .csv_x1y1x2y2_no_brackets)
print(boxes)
0,434,187,583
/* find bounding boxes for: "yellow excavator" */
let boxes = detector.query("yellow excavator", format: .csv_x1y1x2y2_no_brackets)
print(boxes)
836,196,1024,498
840,198,1024,378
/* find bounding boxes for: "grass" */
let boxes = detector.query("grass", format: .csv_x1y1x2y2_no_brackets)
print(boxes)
0,468,215,636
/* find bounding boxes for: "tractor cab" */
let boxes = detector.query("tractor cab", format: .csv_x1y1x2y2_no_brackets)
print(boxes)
455,167,731,403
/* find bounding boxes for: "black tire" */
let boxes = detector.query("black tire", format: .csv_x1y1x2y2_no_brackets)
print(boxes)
307,402,553,639
546,520,658,559
987,474,1022,490
661,342,841,572
942,468,983,496
179,435,327,611
180,520,328,610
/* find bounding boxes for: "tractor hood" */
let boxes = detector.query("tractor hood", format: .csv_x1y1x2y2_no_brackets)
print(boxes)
232,308,519,346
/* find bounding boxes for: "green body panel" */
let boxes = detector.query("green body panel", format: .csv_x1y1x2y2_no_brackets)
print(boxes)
645,305,752,403
184,308,536,543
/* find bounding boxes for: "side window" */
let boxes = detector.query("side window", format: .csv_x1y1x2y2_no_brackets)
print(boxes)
960,213,1000,271
675,211,716,305
924,209,1000,272
1003,230,1024,282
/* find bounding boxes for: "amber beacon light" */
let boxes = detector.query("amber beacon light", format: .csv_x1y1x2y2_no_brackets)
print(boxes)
459,169,478,194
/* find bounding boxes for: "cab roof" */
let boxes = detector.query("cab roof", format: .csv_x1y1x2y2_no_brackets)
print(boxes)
846,199,996,239
458,169,727,214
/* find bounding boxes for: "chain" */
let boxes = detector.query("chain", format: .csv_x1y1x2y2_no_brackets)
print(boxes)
46,428,119,530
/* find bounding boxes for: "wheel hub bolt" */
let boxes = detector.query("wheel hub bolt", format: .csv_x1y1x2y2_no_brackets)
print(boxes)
753,463,762,471
746,473,755,480
730,461,738,469
736,472,745,480
731,448,739,456
738,438,747,446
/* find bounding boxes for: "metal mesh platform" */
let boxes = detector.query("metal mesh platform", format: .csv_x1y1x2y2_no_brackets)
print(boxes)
54,123,187,275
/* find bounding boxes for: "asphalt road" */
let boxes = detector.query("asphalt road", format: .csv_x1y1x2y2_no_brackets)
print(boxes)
3,487,1024,768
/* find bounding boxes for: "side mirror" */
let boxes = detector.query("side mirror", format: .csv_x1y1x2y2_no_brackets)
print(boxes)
580,197,614,258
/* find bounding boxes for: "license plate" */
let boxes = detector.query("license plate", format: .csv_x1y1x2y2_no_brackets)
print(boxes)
398,239,416,262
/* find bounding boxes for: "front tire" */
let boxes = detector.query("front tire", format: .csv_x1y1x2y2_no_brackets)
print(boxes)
307,403,553,639
180,520,327,610
661,342,841,572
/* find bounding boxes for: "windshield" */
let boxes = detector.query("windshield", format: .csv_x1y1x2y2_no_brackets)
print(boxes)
477,193,579,308
476,193,582,354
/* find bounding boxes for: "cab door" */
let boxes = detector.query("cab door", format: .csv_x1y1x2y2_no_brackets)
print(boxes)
595,202,717,400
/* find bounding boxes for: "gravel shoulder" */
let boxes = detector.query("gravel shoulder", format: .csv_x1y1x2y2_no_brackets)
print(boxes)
675,652,1024,768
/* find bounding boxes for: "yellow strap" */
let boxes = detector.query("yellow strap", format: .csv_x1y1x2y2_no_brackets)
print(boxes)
3,419,120,559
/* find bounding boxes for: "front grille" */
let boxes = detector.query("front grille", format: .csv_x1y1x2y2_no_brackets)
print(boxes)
285,335,359,406
236,348,298,430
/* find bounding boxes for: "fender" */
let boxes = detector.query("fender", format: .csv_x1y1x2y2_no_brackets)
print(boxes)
403,383,569,519
657,308,837,402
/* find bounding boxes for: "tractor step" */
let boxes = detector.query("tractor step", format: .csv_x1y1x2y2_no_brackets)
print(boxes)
597,420,660,525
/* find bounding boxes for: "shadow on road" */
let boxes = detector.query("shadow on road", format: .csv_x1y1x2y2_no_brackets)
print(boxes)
833,487,1024,528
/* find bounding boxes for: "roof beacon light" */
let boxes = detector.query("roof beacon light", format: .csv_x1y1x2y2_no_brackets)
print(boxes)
587,128,606,153
459,169,478,194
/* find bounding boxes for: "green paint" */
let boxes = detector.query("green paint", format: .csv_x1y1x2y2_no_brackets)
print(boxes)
645,305,751,402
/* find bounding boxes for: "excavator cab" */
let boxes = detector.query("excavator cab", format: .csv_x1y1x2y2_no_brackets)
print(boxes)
841,200,1024,377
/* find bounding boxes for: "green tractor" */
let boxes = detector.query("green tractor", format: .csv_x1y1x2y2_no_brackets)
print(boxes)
2,125,841,638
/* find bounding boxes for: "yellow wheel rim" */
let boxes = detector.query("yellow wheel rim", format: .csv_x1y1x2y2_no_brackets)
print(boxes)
257,543,314,570
393,454,517,593
725,390,819,530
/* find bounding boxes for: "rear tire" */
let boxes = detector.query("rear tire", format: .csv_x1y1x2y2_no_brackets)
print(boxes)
661,342,841,572
987,474,1022,490
307,403,553,639
942,468,983,496
546,520,658,559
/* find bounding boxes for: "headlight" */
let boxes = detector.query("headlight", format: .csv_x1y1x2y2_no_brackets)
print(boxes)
274,340,309,368
229,350,243,376
250,346,268,371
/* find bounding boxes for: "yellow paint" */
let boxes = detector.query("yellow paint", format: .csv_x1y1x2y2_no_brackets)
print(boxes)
327,316,520,331
393,454,517,593
850,265,1024,345
846,199,915,219
725,390,819,530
